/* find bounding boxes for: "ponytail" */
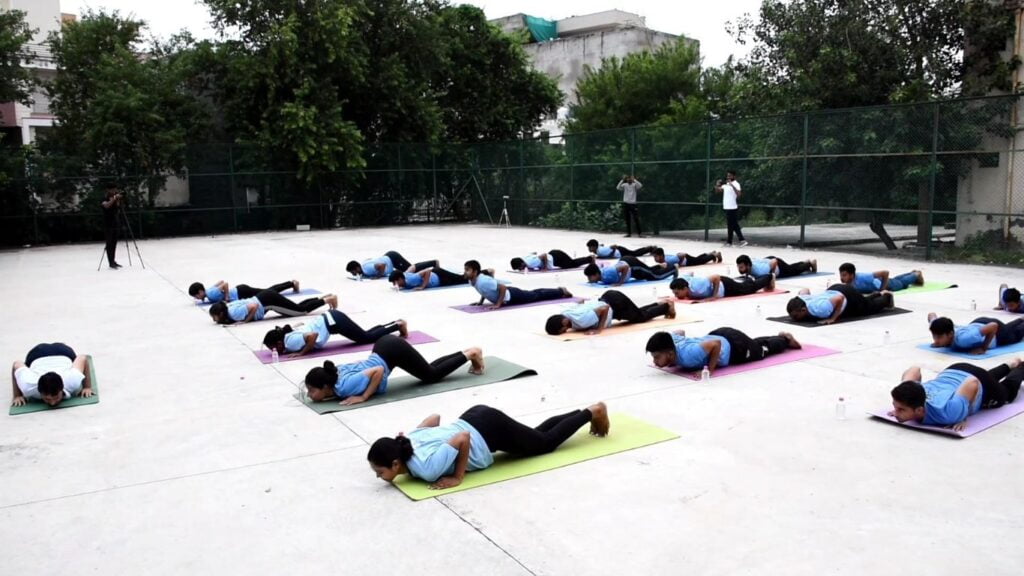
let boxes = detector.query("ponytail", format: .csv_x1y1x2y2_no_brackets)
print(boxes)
303,360,340,390
262,325,295,350
368,435,414,467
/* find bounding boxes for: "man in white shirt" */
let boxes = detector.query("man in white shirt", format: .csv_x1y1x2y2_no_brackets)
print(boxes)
617,174,643,238
11,343,93,407
716,170,747,247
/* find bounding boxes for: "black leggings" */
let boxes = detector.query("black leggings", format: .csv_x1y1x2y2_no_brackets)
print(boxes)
256,290,325,317
599,290,669,323
104,223,118,266
549,249,592,269
372,335,467,384
709,327,788,365
432,267,466,287
237,281,294,299
826,284,890,318
612,244,653,257
385,251,436,273
945,362,1024,410
681,252,716,267
725,209,744,243
622,203,642,236
461,405,593,457
620,256,677,281
766,256,811,278
969,317,1024,347
722,274,771,297
26,343,76,365
506,287,566,306
324,310,401,344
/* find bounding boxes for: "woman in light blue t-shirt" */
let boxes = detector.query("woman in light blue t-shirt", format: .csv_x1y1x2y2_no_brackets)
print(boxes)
367,402,610,490
261,311,407,357
301,335,483,406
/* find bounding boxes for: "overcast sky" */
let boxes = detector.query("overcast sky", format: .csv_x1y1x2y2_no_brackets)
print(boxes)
60,0,762,66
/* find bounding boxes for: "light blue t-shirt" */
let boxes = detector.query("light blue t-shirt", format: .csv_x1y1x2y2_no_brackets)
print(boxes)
403,272,439,289
562,300,613,330
473,274,509,303
595,246,620,259
361,257,393,278
922,369,983,426
751,259,773,277
523,254,552,270
205,284,239,303
227,298,264,322
799,291,847,319
672,334,731,370
953,323,996,350
334,353,391,398
598,264,630,285
852,272,882,293
405,420,495,482
663,253,682,266
283,314,331,352
685,276,724,299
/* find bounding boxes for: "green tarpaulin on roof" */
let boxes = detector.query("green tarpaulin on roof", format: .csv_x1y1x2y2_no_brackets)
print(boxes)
524,15,557,42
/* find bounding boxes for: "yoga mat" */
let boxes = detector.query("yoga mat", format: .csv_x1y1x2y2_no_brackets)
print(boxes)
915,341,1024,360
195,288,323,307
549,316,703,341
508,266,585,275
868,401,1024,438
579,276,676,288
400,283,473,292
673,288,790,304
897,282,957,295
253,332,439,364
394,413,679,500
293,356,537,414
767,307,913,327
451,297,584,314
10,355,99,416
657,344,840,380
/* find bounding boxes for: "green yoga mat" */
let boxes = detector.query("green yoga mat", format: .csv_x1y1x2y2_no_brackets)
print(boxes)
394,413,678,500
294,356,537,414
9,355,99,416
897,282,957,295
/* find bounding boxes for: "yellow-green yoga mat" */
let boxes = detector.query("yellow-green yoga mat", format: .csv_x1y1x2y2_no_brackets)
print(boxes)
897,282,957,295
9,355,99,416
393,413,679,500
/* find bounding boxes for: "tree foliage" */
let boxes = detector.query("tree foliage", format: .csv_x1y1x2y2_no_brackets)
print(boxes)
0,9,35,110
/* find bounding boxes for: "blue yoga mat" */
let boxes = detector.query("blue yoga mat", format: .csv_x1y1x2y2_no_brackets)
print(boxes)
917,341,1024,360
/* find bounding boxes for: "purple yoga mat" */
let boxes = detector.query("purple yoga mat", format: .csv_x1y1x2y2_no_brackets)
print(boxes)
658,344,840,380
868,402,1024,438
450,297,584,314
252,331,439,364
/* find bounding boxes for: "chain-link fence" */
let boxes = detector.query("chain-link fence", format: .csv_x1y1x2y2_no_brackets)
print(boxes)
2,95,1022,262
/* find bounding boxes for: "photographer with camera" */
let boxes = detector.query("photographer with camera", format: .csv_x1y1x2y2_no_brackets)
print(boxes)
617,174,643,238
100,184,124,269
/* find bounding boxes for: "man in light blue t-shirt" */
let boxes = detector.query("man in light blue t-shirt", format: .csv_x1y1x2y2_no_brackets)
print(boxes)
585,239,654,259
464,260,570,309
544,290,675,335
996,284,1022,313
646,328,801,374
786,284,893,325
927,313,1024,354
345,251,438,279
669,273,774,302
584,257,677,286
188,280,298,303
388,266,466,291
838,262,923,293
890,359,1024,430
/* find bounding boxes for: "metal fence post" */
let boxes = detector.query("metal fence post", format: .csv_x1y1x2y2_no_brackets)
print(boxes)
799,113,809,248
519,139,525,225
568,135,575,230
704,117,713,241
228,145,238,232
431,150,437,223
926,103,939,261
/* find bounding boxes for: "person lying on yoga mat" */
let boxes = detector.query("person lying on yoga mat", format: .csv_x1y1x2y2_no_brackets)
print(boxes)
645,328,801,374
544,290,677,335
464,260,571,309
838,262,923,293
586,239,655,259
651,247,722,270
210,291,338,325
388,266,466,291
262,311,408,357
736,255,817,279
996,285,1022,313
367,401,610,489
889,359,1024,430
345,251,438,279
927,314,1024,354
10,343,93,407
583,256,678,286
302,335,484,406
669,273,775,302
786,284,893,325
510,250,595,272
189,279,300,304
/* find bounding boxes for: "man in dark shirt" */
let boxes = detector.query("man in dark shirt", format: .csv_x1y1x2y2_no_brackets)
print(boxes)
101,184,123,269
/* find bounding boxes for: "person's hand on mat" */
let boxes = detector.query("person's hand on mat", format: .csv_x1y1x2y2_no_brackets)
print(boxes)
288,353,304,359
969,348,986,355
817,318,836,325
339,396,366,406
11,396,26,407
950,420,968,432
79,387,94,398
430,475,462,490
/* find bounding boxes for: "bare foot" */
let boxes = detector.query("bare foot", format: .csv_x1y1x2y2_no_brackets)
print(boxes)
665,300,677,319
396,319,409,338
324,294,338,309
715,251,723,263
465,347,484,374
292,279,300,292
560,287,573,298
799,288,810,295
779,331,802,349
588,402,610,437
1009,358,1022,369
810,259,818,273
927,312,937,323
914,270,924,285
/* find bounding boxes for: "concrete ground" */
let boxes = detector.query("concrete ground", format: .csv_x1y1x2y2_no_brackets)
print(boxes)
1,224,1021,576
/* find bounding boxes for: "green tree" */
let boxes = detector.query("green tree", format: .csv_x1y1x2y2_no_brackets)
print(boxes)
0,9,35,111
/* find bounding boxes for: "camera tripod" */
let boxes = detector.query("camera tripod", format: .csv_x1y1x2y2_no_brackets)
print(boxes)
97,202,145,271
497,195,511,228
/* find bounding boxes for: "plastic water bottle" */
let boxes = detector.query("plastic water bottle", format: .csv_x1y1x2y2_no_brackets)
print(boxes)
555,273,562,285
652,286,658,301
756,304,762,317
883,330,890,345
835,397,846,420
701,365,711,384
824,278,830,289
971,299,977,311
271,349,279,364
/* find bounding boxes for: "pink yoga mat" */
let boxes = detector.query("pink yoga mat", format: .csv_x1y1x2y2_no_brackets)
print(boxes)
673,289,790,304
657,344,840,380
868,402,1024,438
252,331,439,364
450,297,584,314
